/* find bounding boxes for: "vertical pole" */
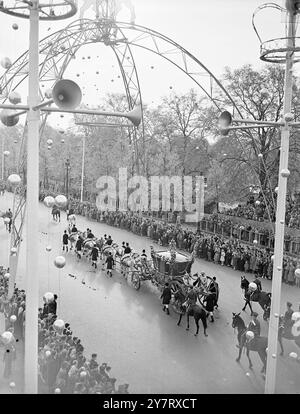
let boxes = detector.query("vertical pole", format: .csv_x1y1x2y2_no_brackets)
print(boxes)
24,0,39,394
66,159,69,198
265,9,295,394
80,136,85,202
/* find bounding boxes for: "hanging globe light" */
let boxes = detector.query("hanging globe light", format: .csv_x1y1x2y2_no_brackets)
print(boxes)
1,57,12,69
0,110,19,127
8,91,21,105
45,89,52,99
12,23,18,30
1,331,14,345
10,247,17,255
8,174,21,186
55,194,67,207
43,195,55,208
45,350,51,358
54,256,66,269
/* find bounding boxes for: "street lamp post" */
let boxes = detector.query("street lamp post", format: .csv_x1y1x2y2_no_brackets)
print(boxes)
80,136,85,202
264,6,295,394
65,158,70,198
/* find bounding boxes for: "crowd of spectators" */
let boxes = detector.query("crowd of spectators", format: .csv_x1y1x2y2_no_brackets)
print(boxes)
0,267,129,394
38,193,300,286
222,191,300,231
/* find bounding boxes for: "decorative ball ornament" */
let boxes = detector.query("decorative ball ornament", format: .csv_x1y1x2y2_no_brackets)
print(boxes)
4,272,10,279
53,319,64,331
45,89,52,99
281,169,290,178
54,256,66,269
1,57,12,69
10,315,17,323
54,388,61,394
8,91,21,105
43,196,55,208
8,174,21,186
46,139,53,146
246,331,254,340
1,331,14,345
295,268,300,278
4,217,10,224
289,352,298,359
43,292,54,303
1,110,19,127
284,112,294,122
12,23,18,30
249,282,257,291
46,245,52,252
55,195,67,207
45,350,51,358
10,247,17,255
291,311,300,321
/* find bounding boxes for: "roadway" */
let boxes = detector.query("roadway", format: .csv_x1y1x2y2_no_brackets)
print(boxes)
0,193,299,393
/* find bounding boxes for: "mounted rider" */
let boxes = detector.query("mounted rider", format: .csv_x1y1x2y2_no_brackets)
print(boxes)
246,312,261,344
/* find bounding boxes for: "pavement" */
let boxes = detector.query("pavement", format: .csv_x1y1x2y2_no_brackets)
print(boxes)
0,193,300,394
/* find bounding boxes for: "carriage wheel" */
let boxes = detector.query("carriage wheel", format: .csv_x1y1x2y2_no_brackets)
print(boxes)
131,272,141,290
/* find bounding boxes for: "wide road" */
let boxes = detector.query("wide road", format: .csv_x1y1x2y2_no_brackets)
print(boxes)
0,193,299,394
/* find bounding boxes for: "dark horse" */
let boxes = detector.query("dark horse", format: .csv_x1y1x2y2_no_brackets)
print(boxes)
51,206,60,222
232,312,267,373
244,289,271,321
174,289,208,336
177,304,208,337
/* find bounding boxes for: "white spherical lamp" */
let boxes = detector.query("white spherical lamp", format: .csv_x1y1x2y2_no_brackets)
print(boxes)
1,57,12,69
8,174,21,186
43,196,55,208
55,195,67,208
289,352,298,359
54,256,66,269
8,91,21,105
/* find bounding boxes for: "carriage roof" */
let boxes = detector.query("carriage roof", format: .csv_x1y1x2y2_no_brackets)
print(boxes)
152,250,192,264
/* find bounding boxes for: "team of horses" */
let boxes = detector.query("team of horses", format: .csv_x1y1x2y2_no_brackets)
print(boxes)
51,211,300,371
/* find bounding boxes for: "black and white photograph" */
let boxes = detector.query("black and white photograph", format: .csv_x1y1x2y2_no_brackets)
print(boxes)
0,0,299,397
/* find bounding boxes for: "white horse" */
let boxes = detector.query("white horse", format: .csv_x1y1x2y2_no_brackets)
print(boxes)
79,0,135,24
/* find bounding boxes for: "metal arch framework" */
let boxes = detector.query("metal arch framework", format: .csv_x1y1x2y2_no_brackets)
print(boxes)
0,18,241,290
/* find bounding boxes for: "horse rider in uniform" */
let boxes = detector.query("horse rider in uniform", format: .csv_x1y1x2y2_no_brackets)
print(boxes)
247,311,261,346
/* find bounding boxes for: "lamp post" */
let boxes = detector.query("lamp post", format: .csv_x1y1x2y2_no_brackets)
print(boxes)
218,2,297,391
65,158,70,198
80,136,85,202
